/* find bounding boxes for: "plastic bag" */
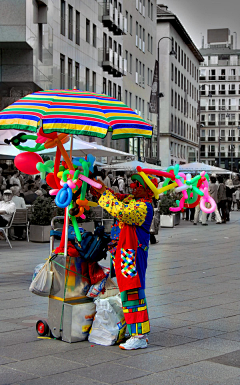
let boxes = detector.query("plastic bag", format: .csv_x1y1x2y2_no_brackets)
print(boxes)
88,294,126,346
99,277,119,299
62,302,96,343
29,260,53,297
86,266,110,298
32,263,44,281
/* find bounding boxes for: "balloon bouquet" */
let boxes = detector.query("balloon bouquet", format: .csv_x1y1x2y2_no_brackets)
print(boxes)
136,164,216,214
7,129,103,244
8,129,216,246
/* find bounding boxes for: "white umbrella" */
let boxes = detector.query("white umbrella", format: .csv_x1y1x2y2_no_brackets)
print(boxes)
103,160,164,171
178,162,232,174
0,144,22,158
41,137,133,158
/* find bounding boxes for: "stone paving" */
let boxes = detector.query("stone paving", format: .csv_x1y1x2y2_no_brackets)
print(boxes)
0,212,240,385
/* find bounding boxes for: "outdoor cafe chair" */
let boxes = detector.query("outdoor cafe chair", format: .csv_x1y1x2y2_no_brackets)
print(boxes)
0,212,15,248
12,209,30,242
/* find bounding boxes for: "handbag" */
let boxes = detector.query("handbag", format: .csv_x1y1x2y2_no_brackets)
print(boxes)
75,226,111,262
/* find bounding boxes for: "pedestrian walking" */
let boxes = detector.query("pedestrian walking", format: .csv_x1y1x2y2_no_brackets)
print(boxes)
217,176,227,223
208,176,221,224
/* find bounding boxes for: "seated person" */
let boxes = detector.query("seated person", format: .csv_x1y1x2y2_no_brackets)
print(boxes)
0,190,16,227
10,186,26,209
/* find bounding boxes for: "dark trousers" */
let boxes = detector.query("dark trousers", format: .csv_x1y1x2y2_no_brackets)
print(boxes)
218,200,227,223
0,216,8,227
186,208,195,221
226,200,232,221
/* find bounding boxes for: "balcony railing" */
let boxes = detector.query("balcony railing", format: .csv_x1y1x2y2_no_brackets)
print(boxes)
208,136,216,141
99,2,126,35
199,75,240,81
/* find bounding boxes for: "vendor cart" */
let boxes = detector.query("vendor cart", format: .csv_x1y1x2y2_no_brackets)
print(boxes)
36,216,96,343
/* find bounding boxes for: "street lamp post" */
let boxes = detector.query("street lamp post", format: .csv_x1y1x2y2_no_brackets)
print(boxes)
156,36,176,165
198,85,212,162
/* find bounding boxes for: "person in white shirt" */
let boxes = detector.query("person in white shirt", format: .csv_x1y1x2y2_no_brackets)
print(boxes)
0,190,16,226
10,186,26,209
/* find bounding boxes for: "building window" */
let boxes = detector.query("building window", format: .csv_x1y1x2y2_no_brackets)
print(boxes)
129,92,132,108
143,28,145,52
136,59,138,84
148,33,150,51
150,2,153,20
86,19,90,43
113,83,117,99
76,11,80,45
118,86,121,101
93,24,97,47
108,80,112,96
60,0,65,36
150,36,152,54
86,68,90,91
142,64,145,88
68,58,72,89
135,96,138,113
38,24,43,62
60,54,65,89
75,62,79,89
148,0,150,17
136,22,138,47
92,71,96,92
125,90,128,105
130,54,132,74
68,5,73,40
103,77,106,94
125,11,128,32
130,15,132,35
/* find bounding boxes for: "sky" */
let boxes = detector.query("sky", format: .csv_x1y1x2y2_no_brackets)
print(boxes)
160,0,240,50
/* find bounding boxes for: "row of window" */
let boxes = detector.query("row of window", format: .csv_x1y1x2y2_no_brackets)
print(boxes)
124,91,153,122
124,51,153,89
170,115,197,142
171,64,198,101
172,39,199,81
60,0,97,47
200,67,240,80
170,142,187,159
202,55,240,67
136,0,154,20
200,99,240,110
60,54,96,91
201,84,240,96
171,90,197,120
201,114,240,124
102,78,122,100
200,144,239,157
201,129,238,138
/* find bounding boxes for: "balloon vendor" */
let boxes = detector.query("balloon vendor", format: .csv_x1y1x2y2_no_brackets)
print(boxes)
92,172,159,350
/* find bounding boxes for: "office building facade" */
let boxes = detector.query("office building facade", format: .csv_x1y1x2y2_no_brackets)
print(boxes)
156,4,203,168
0,0,157,159
199,28,240,172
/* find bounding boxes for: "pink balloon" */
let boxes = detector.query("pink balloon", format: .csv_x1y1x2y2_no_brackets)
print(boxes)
14,152,44,175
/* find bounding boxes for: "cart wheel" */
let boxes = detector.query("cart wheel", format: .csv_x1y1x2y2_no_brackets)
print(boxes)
36,320,49,336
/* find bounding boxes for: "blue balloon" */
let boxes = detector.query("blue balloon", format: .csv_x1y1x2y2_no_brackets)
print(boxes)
55,184,72,208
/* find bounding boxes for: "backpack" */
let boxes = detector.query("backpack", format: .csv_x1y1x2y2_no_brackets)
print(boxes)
75,226,111,262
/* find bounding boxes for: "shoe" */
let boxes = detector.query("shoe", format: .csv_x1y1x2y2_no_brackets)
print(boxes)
193,223,197,225
202,223,208,226
216,222,222,224
119,337,148,350
151,240,159,245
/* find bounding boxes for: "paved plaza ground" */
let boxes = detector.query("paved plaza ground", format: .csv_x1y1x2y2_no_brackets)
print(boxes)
0,212,240,385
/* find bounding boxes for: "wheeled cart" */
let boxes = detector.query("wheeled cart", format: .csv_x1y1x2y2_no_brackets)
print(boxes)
36,217,96,343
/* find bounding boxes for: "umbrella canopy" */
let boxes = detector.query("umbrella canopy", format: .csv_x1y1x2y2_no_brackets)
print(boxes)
0,144,22,159
42,137,133,158
178,162,232,174
0,90,153,140
103,160,164,171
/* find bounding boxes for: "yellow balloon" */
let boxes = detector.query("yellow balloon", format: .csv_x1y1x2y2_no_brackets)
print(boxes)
138,171,177,199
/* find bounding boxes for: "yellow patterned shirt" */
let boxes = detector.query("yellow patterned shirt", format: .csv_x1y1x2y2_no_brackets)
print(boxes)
98,190,147,227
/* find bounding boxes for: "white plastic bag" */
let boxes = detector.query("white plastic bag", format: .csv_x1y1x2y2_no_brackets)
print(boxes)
86,267,110,298
88,294,126,346
29,260,53,297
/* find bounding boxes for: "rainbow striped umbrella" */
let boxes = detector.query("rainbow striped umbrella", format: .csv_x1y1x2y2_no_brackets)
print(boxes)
0,90,153,139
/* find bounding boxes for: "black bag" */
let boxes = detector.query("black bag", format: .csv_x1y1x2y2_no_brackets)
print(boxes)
75,226,111,262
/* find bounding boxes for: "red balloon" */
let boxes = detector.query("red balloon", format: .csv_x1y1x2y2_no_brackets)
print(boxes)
14,152,44,175
46,173,59,189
